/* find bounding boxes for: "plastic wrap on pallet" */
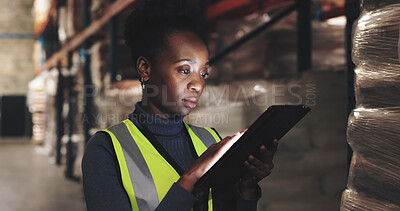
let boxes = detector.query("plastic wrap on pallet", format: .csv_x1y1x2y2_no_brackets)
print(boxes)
341,1,400,210
347,153,400,205
352,3,400,108
353,4,400,66
347,107,400,162
341,189,400,211
361,0,400,12
354,66,400,108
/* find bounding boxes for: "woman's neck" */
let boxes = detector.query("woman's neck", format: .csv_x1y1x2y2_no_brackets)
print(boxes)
140,101,169,119
140,98,181,119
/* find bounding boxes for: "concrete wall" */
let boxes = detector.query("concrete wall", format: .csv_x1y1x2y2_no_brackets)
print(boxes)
0,0,34,95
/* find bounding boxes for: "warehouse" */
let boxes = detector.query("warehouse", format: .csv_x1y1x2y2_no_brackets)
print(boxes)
0,0,399,210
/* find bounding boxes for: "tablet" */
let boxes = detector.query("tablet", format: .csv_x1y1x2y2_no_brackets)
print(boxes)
195,104,311,190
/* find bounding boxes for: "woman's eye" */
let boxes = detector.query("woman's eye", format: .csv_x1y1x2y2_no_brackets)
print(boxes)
179,69,190,74
200,72,209,78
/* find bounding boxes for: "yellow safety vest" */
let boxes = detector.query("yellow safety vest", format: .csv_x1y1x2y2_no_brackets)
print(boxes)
103,119,221,211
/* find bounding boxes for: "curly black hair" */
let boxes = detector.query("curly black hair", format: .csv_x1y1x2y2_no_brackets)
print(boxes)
124,0,206,70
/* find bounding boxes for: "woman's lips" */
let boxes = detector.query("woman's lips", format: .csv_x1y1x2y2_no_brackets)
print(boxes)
183,98,198,109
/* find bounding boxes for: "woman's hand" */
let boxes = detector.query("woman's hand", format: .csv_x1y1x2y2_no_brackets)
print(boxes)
239,139,278,200
177,129,247,193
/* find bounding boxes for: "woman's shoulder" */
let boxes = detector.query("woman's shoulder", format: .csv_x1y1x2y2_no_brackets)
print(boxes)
82,130,121,179
83,131,116,161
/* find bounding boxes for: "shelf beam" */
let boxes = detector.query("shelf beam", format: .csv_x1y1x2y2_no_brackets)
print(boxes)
40,0,136,72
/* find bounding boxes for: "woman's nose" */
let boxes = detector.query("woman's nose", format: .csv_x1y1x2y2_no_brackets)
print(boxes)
188,75,203,92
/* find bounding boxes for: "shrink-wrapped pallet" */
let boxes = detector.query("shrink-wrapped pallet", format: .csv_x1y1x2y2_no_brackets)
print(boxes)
341,1,400,210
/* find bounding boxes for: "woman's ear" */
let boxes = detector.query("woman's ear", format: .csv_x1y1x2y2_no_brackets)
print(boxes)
136,56,151,82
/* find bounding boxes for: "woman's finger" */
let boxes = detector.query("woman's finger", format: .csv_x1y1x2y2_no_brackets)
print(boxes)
258,145,273,165
248,155,268,168
259,145,269,162
271,138,278,153
221,128,246,143
244,160,272,181
221,136,231,142
260,139,278,161
203,129,247,167
247,155,274,172
222,129,247,147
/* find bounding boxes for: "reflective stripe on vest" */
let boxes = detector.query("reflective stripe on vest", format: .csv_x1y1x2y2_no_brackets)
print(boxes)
104,119,221,211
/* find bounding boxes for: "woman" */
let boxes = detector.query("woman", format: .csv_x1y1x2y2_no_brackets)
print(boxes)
82,0,278,210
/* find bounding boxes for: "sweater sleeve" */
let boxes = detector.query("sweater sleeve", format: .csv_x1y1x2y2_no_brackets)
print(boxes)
82,131,198,211
155,183,197,210
82,132,132,211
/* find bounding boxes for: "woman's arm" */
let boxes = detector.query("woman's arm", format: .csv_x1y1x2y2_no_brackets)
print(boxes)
82,132,132,211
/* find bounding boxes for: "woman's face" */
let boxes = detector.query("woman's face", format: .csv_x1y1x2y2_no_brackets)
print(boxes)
141,30,209,118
